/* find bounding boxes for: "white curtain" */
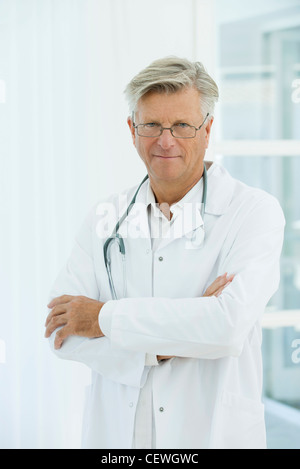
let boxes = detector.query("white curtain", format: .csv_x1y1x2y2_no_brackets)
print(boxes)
0,0,215,448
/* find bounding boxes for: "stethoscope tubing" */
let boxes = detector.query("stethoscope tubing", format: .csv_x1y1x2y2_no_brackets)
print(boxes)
103,165,207,300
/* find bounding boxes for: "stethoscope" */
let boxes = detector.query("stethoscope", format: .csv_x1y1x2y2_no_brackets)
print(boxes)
103,164,208,300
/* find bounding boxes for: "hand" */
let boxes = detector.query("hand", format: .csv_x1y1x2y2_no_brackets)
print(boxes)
157,273,234,361
45,295,105,350
202,273,234,297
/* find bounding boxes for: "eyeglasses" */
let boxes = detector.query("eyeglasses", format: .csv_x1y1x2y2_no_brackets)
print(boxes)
133,113,209,139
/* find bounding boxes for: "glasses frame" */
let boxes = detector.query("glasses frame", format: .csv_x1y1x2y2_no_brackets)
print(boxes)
132,112,210,139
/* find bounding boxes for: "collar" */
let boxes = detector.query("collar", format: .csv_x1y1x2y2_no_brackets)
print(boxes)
146,176,202,220
117,162,235,242
143,162,234,216
203,163,235,215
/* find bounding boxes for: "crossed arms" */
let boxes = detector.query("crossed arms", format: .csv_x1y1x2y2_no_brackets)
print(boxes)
45,273,234,359
44,194,285,385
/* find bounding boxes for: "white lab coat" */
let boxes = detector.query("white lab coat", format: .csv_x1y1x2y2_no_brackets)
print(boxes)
48,163,285,449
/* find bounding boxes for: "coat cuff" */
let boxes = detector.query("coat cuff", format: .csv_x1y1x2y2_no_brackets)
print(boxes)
145,353,159,366
100,303,158,366
99,300,116,338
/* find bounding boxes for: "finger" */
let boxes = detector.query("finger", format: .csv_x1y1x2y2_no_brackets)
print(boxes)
54,325,72,350
203,273,228,296
215,280,233,297
157,355,174,360
47,295,75,309
44,313,68,338
204,274,235,297
45,304,67,327
210,273,234,292
211,273,229,285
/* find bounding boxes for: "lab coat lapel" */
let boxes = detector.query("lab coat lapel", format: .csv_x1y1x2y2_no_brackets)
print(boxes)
156,163,236,250
204,163,235,216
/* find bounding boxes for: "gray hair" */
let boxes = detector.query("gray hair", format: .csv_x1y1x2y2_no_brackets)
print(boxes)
124,56,219,119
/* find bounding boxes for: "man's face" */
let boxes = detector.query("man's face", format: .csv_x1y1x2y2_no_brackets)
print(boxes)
127,87,213,187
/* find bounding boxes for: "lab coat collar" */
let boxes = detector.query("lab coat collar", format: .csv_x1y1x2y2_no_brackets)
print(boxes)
203,163,235,216
143,162,235,217
118,162,234,244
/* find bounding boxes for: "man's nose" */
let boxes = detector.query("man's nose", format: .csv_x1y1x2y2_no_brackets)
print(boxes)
156,128,176,149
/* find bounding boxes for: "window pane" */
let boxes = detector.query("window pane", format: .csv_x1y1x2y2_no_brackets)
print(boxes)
216,1,300,448
218,155,300,414
217,3,300,140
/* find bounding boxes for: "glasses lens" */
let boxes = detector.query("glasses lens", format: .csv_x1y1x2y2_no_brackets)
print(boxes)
172,124,196,138
136,123,197,138
137,124,161,137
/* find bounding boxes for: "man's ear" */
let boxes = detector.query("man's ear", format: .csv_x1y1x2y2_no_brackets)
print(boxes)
204,117,214,149
127,116,136,146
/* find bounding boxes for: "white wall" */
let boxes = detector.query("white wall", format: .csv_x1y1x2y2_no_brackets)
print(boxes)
0,0,216,448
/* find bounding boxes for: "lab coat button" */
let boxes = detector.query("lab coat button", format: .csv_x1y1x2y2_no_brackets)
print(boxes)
129,402,133,408
158,256,163,262
159,406,164,412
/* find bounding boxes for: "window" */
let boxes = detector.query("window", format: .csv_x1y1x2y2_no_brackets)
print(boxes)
215,1,300,425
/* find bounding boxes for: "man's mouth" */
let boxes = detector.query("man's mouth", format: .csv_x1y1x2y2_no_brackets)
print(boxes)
153,155,180,159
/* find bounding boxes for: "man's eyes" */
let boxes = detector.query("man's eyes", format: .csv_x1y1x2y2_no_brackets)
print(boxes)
143,122,191,128
144,123,160,128
174,123,190,128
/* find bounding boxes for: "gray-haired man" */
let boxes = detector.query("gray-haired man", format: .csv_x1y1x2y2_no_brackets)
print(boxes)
45,57,284,449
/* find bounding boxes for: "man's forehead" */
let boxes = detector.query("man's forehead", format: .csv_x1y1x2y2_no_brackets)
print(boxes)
135,88,202,119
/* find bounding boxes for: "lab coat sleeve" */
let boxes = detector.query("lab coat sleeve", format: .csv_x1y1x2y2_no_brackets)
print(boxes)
100,195,285,359
47,208,149,388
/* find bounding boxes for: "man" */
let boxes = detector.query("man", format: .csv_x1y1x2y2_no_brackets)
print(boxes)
45,57,285,449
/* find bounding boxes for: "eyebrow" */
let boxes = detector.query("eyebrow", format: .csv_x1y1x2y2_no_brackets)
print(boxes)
138,117,193,125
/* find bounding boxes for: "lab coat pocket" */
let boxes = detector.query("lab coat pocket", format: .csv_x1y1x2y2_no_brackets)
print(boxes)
215,391,266,449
